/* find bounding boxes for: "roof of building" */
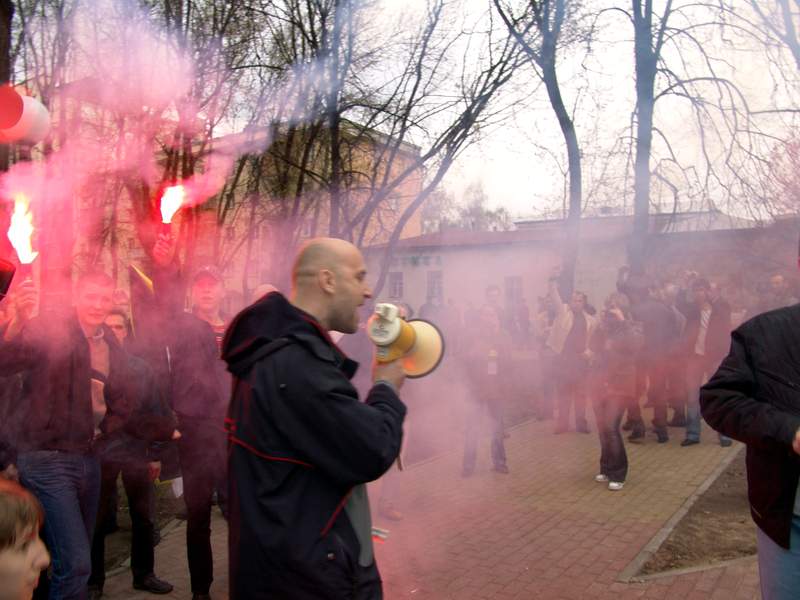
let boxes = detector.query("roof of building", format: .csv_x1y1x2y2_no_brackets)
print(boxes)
369,210,761,251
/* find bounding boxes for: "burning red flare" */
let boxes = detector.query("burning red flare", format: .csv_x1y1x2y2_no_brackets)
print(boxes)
160,184,186,224
7,194,38,264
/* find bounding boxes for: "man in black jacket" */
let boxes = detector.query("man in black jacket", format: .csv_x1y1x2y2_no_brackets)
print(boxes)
152,236,230,600
88,308,176,598
223,238,406,599
700,304,800,599
616,272,678,443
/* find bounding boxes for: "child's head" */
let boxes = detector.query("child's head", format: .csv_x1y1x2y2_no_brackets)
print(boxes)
0,479,49,600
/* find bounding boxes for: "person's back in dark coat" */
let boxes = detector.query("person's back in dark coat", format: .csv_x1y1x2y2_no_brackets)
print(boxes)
701,304,800,598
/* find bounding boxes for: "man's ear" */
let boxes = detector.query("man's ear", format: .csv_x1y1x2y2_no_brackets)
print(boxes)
318,269,336,294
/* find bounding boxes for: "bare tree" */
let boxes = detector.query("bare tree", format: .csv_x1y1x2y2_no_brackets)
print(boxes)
213,0,526,296
421,181,512,232
748,0,800,70
492,0,585,295
593,0,771,271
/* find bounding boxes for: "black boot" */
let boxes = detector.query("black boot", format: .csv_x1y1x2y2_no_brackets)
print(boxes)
133,574,174,595
628,422,646,441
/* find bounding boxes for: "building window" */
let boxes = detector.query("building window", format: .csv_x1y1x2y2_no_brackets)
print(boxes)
388,272,404,299
427,271,443,301
505,276,523,305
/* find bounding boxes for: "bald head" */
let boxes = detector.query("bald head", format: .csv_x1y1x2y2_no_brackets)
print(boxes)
292,238,362,287
291,237,372,333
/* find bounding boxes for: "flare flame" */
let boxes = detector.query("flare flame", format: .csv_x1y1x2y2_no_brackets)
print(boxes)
7,194,38,264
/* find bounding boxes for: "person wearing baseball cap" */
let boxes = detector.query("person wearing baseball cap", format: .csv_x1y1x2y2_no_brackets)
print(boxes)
152,237,230,600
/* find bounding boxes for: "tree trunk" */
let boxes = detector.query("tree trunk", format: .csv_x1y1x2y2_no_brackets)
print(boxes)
0,0,13,174
631,9,657,275
541,51,581,299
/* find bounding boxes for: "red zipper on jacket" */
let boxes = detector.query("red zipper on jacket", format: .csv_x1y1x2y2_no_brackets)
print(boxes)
228,434,313,468
320,489,352,537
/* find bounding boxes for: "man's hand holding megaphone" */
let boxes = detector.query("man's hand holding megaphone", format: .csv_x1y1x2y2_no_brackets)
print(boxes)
372,357,406,393
367,303,445,378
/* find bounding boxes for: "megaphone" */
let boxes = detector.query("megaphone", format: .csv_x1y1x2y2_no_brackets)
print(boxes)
366,303,445,378
0,87,50,145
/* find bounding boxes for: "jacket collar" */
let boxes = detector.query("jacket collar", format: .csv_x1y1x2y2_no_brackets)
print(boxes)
222,292,358,379
291,309,358,379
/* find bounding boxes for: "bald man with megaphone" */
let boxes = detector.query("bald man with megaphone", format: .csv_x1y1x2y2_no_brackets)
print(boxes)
223,237,406,600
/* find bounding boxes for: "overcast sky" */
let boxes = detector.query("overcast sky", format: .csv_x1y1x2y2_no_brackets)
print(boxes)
396,0,800,221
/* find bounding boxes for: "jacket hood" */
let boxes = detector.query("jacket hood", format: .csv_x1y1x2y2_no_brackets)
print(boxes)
222,292,354,378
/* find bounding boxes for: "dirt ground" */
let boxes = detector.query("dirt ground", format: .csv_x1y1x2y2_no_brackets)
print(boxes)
640,449,756,575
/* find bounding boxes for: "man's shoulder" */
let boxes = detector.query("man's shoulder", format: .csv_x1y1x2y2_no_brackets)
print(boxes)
737,304,800,339
249,336,316,370
250,338,355,394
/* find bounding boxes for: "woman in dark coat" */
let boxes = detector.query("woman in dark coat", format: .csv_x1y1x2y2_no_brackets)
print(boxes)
589,293,643,490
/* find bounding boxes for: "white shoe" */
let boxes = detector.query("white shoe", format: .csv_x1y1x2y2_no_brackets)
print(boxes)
594,474,609,482
608,481,624,491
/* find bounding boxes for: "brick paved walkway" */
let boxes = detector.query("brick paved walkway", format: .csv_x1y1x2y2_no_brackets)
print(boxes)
104,416,760,599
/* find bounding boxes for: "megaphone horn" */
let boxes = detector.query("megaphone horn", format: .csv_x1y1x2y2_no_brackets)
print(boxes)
0,90,50,145
367,303,445,378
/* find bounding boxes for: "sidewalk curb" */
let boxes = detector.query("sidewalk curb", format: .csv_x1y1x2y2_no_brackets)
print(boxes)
628,554,757,582
617,443,744,583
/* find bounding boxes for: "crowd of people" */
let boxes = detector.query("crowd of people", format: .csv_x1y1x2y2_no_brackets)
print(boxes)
0,235,410,600
0,230,235,600
1,237,799,599
390,266,799,493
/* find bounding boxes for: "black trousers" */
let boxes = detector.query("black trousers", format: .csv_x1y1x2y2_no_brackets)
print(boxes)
593,394,628,483
178,416,228,595
89,460,155,588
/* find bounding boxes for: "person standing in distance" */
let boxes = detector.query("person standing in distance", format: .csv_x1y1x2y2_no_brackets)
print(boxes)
223,238,406,599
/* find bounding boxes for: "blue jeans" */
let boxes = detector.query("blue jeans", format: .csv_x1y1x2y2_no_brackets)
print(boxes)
18,450,101,600
757,517,800,600
685,355,731,444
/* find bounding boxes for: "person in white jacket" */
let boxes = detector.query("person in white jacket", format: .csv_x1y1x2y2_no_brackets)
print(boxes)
546,267,598,434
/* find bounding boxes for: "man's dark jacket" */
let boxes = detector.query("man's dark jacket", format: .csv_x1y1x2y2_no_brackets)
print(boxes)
98,352,178,465
682,298,731,366
616,281,678,361
0,312,175,462
165,311,229,419
152,267,229,419
222,293,406,599
700,304,800,549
